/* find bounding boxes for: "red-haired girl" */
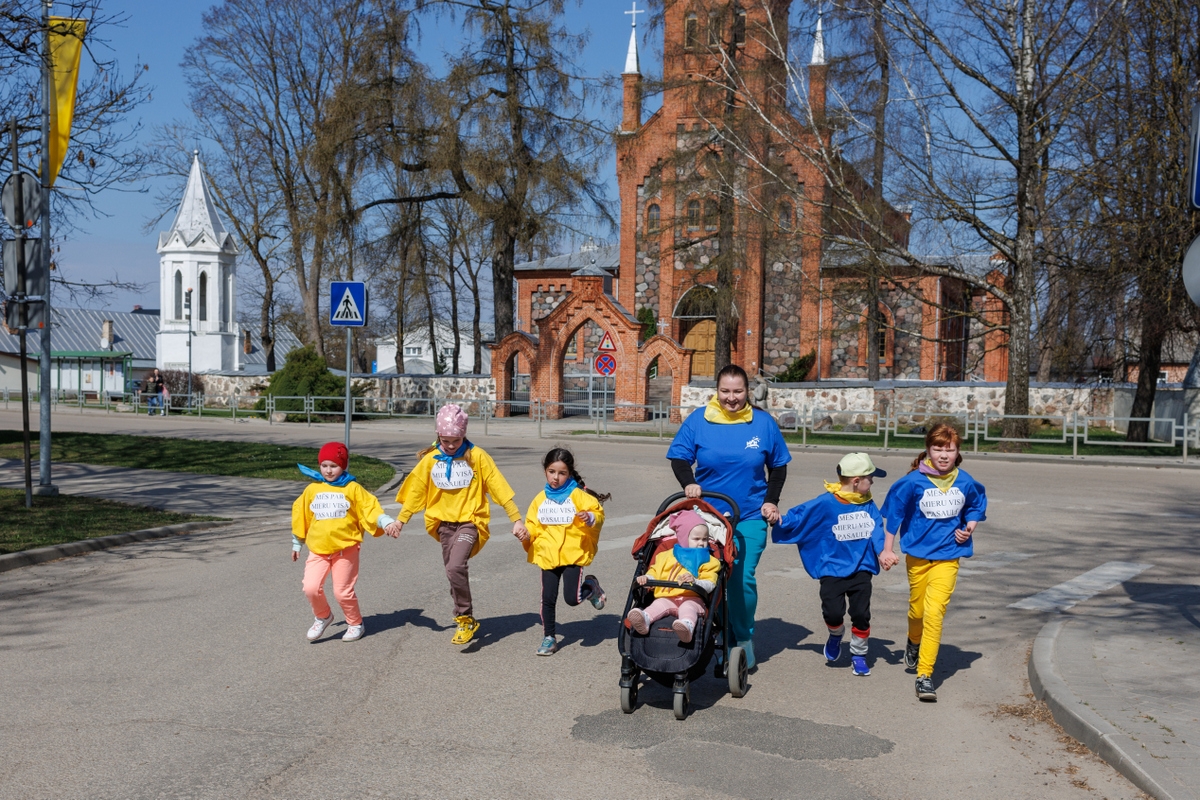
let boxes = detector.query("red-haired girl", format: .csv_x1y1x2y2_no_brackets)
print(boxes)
880,423,987,702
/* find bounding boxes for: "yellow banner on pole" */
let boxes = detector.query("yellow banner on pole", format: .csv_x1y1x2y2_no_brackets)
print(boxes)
48,17,87,188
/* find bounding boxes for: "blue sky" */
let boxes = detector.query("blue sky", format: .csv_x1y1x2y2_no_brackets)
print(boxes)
59,0,672,313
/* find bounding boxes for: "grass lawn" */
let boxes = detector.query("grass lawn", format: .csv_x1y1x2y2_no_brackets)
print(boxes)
573,426,1183,458
0,488,221,555
0,431,397,488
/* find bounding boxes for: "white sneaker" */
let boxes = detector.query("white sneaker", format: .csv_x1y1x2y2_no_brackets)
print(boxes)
306,615,334,641
342,623,365,642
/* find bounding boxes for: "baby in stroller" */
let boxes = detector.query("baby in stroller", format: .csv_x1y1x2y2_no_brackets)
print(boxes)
625,510,721,643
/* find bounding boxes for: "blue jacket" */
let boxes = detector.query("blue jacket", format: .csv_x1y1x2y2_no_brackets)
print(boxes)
880,469,987,560
772,492,885,579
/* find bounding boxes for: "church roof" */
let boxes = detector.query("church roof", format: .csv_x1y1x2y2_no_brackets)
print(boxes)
159,153,236,251
514,244,619,274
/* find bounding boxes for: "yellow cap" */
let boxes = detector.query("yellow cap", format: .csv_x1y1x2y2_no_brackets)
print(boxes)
836,452,886,478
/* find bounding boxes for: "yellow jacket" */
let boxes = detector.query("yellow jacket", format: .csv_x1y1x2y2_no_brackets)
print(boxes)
291,481,387,555
524,487,605,570
396,445,520,557
646,547,721,599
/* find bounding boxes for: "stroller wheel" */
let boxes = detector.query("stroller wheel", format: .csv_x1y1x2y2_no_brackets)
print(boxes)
672,687,690,720
728,646,749,698
620,681,639,714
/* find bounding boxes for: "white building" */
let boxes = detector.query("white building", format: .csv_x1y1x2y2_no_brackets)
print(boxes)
375,320,493,375
156,152,240,373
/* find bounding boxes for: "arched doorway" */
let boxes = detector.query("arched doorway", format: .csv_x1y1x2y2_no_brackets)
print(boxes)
681,320,716,378
560,319,615,417
506,352,529,416
674,285,729,380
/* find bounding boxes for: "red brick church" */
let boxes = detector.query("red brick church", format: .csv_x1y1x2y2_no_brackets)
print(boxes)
491,2,1008,420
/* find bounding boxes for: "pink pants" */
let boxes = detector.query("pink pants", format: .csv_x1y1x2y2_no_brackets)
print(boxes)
643,595,706,628
302,544,362,626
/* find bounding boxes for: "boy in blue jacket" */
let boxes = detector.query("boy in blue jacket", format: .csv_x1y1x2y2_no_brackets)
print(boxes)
772,453,898,676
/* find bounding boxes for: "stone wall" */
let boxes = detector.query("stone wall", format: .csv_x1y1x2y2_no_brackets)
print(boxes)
194,373,494,413
680,381,1129,425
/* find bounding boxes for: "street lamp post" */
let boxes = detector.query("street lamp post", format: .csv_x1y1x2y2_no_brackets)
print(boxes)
185,288,193,405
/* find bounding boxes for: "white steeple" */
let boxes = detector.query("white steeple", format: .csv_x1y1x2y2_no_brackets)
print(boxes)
623,1,643,75
156,152,241,374
811,16,826,66
168,151,229,246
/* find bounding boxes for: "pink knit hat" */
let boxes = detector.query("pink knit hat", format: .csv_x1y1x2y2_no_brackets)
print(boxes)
435,403,469,438
668,509,708,541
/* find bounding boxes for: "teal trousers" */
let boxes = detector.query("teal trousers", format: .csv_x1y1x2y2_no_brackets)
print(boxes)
728,518,768,667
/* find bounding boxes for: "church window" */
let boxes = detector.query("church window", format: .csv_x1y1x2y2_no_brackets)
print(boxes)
647,203,661,232
173,270,183,320
778,202,792,230
684,13,698,49
733,9,746,44
703,198,719,231
198,272,208,322
877,325,888,361
708,14,722,46
686,199,701,231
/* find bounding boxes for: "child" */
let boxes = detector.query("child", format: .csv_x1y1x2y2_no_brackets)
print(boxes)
387,404,528,645
519,447,610,656
625,510,720,643
291,441,398,642
880,423,987,702
771,453,895,676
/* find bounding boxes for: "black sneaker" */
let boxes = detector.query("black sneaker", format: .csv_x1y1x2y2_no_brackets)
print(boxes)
915,676,937,702
904,639,920,671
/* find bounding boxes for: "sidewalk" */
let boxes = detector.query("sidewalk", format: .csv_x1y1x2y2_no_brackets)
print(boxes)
1030,585,1200,800
0,459,304,518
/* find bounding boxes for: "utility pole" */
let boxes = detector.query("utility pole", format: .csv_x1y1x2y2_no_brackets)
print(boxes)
35,0,56,497
10,118,32,508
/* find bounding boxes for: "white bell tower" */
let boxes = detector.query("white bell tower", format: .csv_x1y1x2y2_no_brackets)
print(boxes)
156,152,240,373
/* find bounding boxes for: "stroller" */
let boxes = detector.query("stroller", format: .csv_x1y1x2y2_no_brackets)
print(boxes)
617,491,749,720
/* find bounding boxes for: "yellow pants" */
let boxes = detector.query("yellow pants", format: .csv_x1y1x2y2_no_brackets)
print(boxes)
906,555,960,678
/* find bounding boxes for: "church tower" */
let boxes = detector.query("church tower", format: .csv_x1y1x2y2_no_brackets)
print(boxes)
156,152,240,373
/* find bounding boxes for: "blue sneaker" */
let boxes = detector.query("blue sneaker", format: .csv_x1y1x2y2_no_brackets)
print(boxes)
536,636,559,656
824,633,842,662
851,655,870,676
583,575,606,610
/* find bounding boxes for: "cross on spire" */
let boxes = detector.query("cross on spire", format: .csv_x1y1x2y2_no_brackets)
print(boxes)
625,0,644,28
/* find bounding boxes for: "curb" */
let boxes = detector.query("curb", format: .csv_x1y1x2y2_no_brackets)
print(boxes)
1028,618,1176,800
377,465,406,497
0,520,234,574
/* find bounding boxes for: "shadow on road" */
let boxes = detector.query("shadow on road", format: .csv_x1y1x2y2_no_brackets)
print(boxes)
1122,581,1200,631
556,612,621,649
931,643,982,687
755,616,813,666
361,607,446,635
463,611,541,651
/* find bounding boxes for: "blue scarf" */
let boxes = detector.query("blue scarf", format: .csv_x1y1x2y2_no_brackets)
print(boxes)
673,544,711,578
432,439,474,480
543,478,578,504
297,464,356,487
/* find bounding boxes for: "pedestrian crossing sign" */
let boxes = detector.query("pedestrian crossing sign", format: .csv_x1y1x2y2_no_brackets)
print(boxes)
330,281,368,327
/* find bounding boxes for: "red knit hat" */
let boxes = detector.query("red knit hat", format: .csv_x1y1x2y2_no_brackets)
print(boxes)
318,442,349,470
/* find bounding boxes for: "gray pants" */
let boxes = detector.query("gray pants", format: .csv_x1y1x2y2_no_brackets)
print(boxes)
438,522,478,616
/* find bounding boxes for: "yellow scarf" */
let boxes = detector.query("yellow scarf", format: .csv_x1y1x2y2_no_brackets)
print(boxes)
824,480,871,505
703,395,753,424
922,459,959,493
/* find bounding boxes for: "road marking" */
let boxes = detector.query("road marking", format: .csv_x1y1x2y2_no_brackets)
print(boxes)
1008,561,1154,612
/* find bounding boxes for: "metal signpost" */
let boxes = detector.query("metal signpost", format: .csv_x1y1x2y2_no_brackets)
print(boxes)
329,281,368,447
1185,104,1200,307
3,118,44,508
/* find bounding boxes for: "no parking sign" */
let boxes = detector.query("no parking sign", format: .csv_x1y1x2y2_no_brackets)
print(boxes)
594,353,617,376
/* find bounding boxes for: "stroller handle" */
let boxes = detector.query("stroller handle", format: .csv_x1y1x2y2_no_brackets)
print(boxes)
655,491,741,528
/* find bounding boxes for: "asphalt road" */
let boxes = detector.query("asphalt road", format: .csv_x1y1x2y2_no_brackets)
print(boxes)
1,411,1191,798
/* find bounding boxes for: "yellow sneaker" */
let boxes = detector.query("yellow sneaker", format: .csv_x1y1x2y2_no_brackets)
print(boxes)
451,615,479,645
